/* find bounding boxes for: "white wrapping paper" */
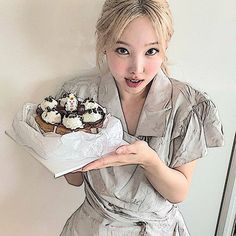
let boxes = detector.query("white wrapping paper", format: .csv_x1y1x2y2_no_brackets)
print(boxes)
6,103,127,177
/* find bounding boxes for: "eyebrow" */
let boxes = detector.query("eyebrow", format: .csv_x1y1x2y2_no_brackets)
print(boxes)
116,40,159,47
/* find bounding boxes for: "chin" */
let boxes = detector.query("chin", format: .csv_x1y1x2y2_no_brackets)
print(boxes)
126,87,147,95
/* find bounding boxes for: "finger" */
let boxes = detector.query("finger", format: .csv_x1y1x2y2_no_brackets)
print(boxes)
82,153,137,171
82,161,99,171
116,143,138,154
71,168,83,173
82,154,118,171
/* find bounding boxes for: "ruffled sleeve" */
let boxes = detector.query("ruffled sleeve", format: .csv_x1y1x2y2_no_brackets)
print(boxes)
169,99,224,168
54,73,101,100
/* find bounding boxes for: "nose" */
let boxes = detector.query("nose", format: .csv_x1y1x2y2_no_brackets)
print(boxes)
128,56,145,75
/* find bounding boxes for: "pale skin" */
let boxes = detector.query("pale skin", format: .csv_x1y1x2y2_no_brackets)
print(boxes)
64,16,196,204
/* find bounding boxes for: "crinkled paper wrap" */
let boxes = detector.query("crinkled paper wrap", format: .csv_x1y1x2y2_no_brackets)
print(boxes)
6,103,127,177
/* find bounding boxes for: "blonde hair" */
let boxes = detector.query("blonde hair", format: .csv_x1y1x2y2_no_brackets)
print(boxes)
95,0,174,77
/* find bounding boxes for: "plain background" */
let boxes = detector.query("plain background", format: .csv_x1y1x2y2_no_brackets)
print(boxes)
0,0,235,235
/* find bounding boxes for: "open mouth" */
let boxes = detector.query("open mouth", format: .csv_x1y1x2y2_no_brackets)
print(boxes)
125,78,144,88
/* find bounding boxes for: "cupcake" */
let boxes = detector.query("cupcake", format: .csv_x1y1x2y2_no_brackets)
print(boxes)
62,113,84,130
41,107,62,124
36,96,58,115
82,107,106,125
59,93,78,112
35,94,107,135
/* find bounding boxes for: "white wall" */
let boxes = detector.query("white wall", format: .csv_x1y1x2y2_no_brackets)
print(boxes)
0,1,235,236
0,1,102,235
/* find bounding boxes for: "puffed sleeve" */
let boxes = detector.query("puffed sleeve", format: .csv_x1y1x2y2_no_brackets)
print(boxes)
54,74,101,100
169,99,224,168
54,78,82,99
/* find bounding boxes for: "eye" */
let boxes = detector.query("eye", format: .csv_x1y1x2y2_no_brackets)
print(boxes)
115,47,129,55
145,48,159,56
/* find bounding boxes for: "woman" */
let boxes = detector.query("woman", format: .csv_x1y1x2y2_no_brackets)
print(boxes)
60,1,223,235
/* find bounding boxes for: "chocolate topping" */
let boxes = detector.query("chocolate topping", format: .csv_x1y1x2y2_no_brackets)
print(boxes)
45,96,55,102
97,106,104,114
62,93,68,98
84,97,95,103
36,106,43,115
64,112,81,118
77,104,85,114
37,94,106,132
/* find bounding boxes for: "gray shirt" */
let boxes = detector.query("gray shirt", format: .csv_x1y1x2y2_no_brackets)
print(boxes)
59,70,223,236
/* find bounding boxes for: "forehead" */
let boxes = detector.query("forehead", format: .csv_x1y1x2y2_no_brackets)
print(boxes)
118,16,159,46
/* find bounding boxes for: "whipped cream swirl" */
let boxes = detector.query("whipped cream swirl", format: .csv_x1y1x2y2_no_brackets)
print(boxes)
40,96,58,111
41,108,61,124
62,113,84,130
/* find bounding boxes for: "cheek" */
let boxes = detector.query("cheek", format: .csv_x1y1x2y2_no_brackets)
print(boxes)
145,59,162,74
107,55,126,75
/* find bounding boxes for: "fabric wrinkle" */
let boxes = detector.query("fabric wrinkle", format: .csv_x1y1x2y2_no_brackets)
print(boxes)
59,70,223,236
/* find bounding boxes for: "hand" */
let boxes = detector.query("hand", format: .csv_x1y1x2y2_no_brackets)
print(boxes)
81,140,157,172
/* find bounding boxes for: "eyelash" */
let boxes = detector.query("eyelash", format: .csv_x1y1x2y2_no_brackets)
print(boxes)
115,47,129,55
115,47,159,56
146,48,160,55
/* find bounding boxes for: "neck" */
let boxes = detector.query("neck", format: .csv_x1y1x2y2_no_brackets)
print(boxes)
118,83,151,103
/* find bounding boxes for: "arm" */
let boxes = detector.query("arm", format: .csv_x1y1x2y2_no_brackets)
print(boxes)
64,172,84,187
143,155,196,204
81,141,196,203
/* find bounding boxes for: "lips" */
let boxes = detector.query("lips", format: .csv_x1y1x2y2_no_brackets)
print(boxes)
125,78,144,88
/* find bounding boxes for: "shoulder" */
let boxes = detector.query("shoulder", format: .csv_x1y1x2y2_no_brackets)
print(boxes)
169,78,223,149
169,78,220,129
56,70,102,100
170,78,211,108
61,72,101,93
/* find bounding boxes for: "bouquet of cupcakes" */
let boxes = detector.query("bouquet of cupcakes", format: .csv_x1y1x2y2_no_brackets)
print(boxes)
35,93,107,135
6,91,125,177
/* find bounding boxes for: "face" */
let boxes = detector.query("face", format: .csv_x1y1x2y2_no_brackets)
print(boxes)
105,16,165,99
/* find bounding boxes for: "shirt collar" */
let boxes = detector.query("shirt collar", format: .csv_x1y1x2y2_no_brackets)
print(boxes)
98,70,173,137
